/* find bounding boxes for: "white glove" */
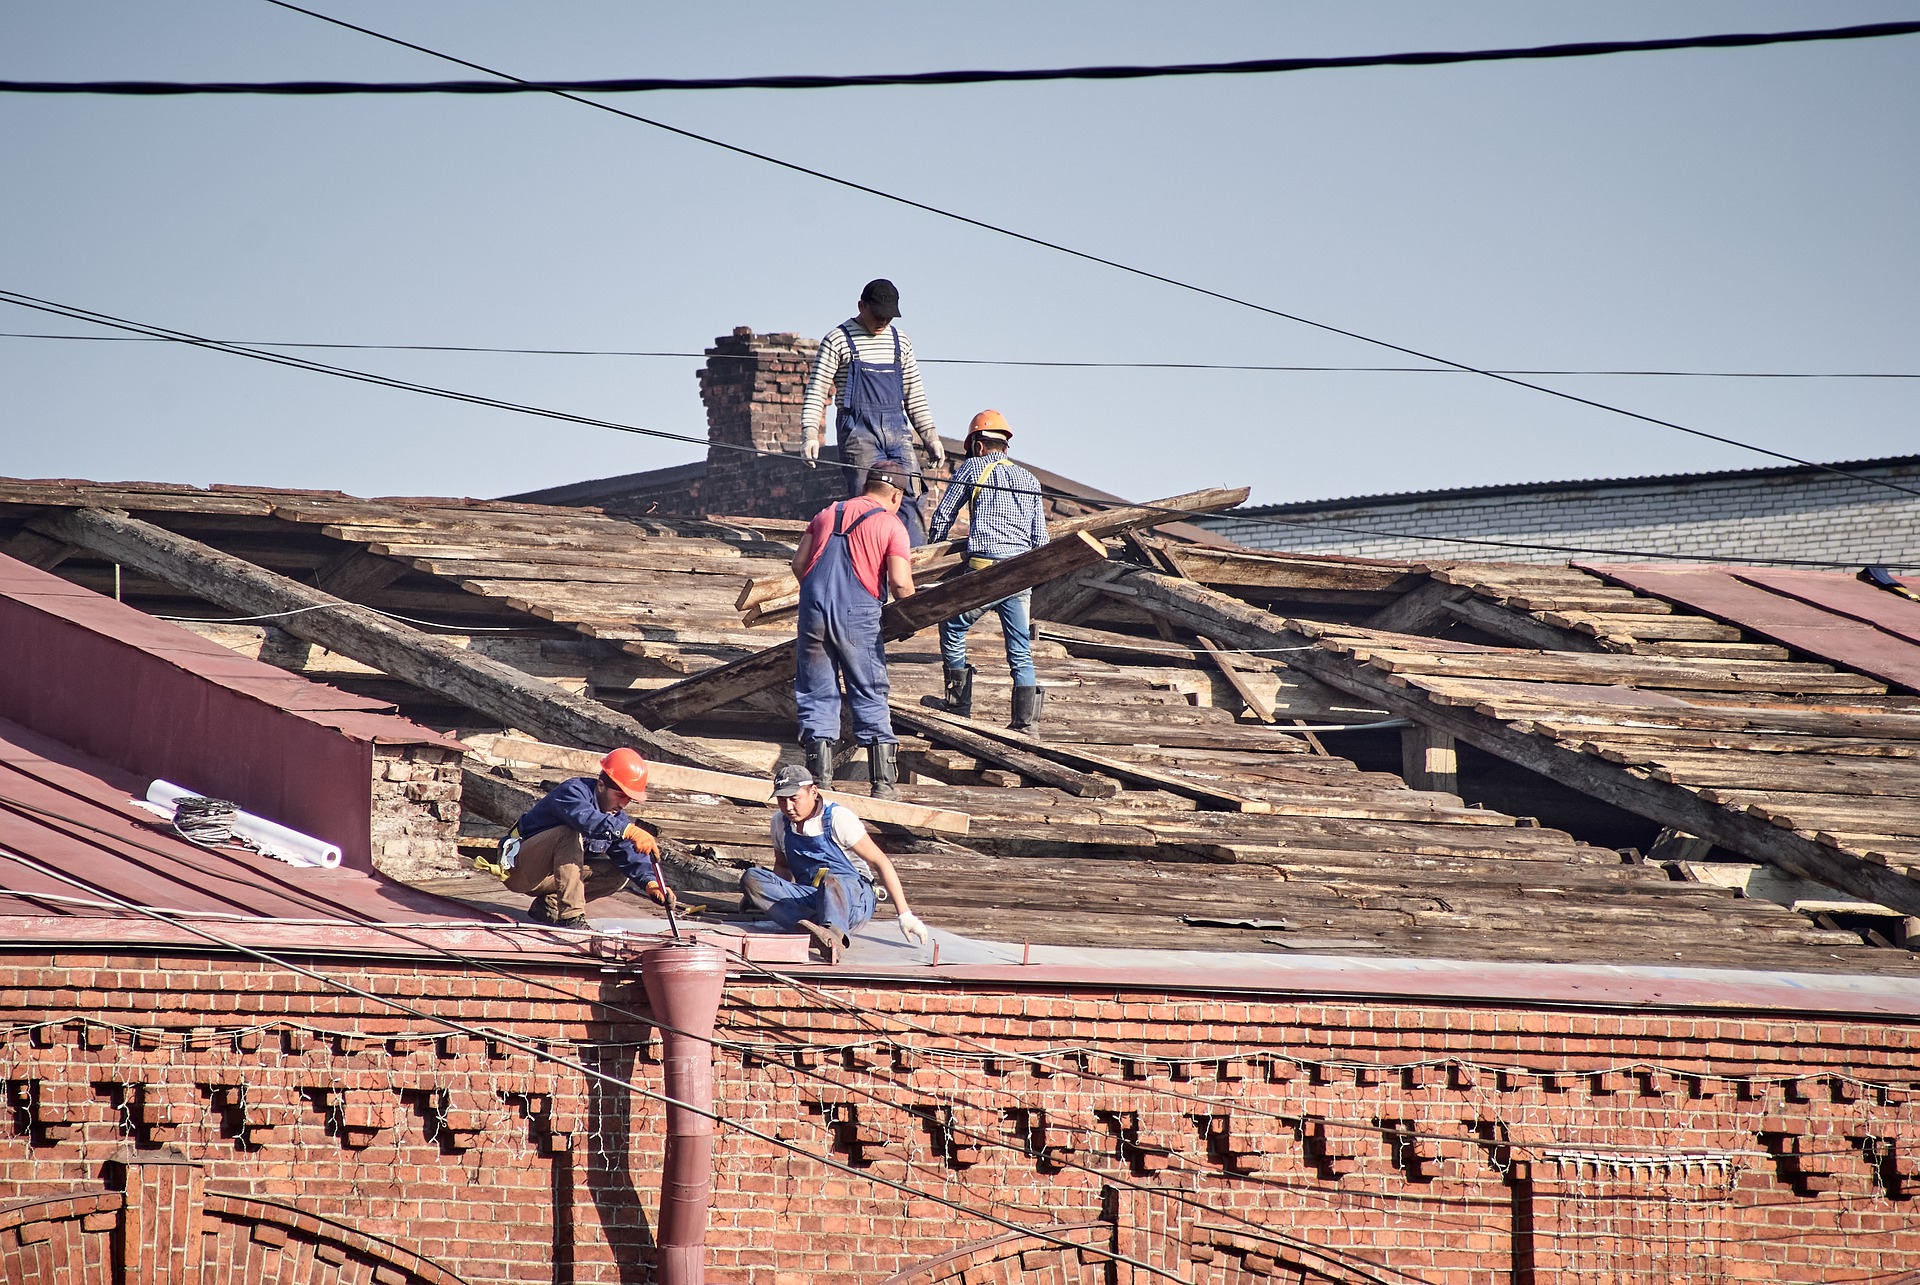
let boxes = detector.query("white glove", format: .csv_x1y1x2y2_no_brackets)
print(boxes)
801,436,820,468
924,439,946,471
898,910,929,946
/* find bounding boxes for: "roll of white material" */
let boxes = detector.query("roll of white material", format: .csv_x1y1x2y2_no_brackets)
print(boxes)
144,780,343,870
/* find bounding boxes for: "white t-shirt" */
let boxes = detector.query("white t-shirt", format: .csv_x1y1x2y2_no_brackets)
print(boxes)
770,802,869,859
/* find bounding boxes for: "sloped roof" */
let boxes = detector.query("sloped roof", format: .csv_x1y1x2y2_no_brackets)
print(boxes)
2,474,1916,977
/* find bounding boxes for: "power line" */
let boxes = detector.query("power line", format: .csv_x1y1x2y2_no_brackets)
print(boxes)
8,20,1919,95
11,293,1904,572
0,844,1188,1283
5,331,1916,379
255,2,1920,506
3,289,1910,571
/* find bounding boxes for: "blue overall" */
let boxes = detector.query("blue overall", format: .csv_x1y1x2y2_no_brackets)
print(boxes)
795,502,896,747
740,802,877,936
835,323,927,545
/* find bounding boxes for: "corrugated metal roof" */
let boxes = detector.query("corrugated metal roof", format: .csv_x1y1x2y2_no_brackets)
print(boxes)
0,714,488,926
1583,564,1920,693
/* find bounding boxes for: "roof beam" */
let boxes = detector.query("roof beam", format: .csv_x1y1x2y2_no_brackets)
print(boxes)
638,530,1111,728
30,506,752,774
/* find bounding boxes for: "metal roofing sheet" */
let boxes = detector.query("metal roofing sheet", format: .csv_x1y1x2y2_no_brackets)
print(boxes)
1582,564,1920,694
0,716,486,926
0,552,459,746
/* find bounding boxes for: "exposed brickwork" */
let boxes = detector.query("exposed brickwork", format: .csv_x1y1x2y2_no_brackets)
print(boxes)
1201,458,1920,567
368,746,464,882
4,952,1918,1284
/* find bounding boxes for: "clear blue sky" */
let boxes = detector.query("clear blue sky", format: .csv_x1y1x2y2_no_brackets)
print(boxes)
3,2,1915,508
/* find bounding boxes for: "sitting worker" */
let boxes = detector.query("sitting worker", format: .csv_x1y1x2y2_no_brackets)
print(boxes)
926,409,1050,737
792,467,917,798
502,747,670,929
740,764,928,961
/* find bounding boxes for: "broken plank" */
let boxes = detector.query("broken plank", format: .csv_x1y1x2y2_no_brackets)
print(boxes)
31,506,754,775
886,704,1120,798
894,702,1273,813
462,732,970,835
640,531,1109,727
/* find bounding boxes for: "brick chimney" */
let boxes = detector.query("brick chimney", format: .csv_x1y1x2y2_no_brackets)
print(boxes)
694,328,848,521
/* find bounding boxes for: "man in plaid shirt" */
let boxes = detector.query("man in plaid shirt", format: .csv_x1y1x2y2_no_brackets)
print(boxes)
926,410,1050,737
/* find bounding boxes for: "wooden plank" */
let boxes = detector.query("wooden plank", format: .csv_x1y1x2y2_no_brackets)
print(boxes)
894,702,1274,813
639,531,1109,727
461,732,970,835
1194,635,1275,723
733,484,1248,615
31,506,754,775
1112,565,1920,915
886,703,1120,798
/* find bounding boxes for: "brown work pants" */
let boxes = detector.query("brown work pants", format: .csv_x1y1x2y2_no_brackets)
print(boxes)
505,826,627,921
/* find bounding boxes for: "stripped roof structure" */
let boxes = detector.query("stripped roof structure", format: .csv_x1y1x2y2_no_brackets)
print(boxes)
3,473,1919,983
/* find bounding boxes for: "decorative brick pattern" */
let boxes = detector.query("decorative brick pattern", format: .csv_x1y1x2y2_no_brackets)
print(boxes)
4,954,1920,1283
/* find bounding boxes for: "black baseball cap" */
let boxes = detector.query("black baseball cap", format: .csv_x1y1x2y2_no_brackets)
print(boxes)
860,278,902,320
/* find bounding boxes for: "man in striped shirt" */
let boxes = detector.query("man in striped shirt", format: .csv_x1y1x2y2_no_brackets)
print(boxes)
926,410,1050,738
800,278,946,545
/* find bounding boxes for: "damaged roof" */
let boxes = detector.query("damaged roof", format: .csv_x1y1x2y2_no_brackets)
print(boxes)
3,474,1919,978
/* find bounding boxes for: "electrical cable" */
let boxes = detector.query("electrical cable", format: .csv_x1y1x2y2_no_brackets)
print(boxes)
4,288,1909,572
8,332,1919,380
253,1,1920,506
0,843,1190,1285
9,20,1919,94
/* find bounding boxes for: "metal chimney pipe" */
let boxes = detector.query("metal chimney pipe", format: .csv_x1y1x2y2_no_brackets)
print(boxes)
641,940,729,1285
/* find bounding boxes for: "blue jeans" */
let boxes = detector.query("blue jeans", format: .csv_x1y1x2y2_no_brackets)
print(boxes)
740,867,876,936
939,583,1035,687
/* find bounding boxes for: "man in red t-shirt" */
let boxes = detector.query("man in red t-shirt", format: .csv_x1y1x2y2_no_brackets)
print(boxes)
792,469,917,797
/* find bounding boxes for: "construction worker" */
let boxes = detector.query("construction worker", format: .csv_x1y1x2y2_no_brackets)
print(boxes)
927,410,1050,737
792,468,917,798
502,748,671,928
798,278,946,546
741,764,928,961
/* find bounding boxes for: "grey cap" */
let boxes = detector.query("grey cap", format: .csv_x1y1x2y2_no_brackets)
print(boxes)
772,764,815,798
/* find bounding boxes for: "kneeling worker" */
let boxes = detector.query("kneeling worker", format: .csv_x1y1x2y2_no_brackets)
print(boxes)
504,747,671,928
741,765,928,962
926,409,1049,736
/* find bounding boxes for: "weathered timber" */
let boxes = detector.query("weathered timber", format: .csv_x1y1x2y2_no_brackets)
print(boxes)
32,506,752,774
463,732,970,835
0,524,79,570
886,703,1121,798
1113,566,1920,915
1442,596,1608,653
895,701,1273,813
639,531,1109,727
1400,724,1459,795
733,485,1248,614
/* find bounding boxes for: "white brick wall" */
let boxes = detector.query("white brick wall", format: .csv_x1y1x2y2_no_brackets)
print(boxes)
1200,462,1920,567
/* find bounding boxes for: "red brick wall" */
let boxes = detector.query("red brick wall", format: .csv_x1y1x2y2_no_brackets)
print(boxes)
4,949,1917,1285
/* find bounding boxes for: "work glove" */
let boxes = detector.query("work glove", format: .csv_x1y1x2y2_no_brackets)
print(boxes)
623,822,659,857
801,435,820,468
924,438,946,471
897,910,929,946
630,876,679,909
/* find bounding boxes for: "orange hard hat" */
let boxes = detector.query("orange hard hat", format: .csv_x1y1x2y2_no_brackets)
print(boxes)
966,409,1012,443
600,747,650,796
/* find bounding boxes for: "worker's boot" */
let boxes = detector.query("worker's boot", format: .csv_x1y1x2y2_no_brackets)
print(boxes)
803,737,834,788
866,741,898,800
942,665,975,718
1009,685,1044,739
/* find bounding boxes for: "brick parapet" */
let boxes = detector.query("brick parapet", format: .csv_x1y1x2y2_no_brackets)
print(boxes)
4,955,1919,1283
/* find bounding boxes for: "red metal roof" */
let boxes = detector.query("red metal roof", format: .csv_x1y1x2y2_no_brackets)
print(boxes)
1582,564,1920,693
0,714,488,926
0,553,462,749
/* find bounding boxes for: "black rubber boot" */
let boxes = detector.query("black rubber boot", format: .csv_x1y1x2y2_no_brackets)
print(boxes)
804,737,835,787
866,741,899,799
1009,685,1044,739
943,665,976,718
